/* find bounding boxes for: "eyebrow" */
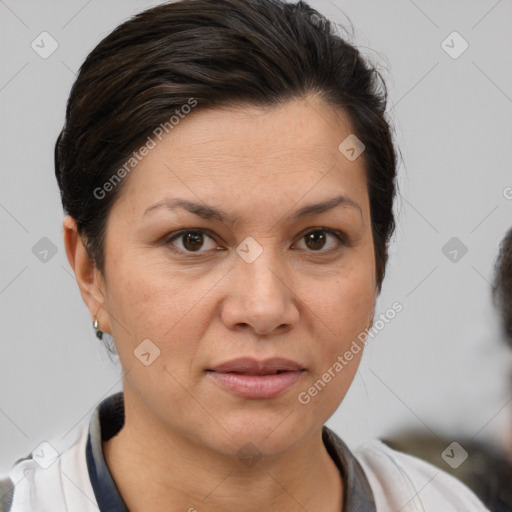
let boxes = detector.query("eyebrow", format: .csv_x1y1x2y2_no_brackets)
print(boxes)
143,195,363,223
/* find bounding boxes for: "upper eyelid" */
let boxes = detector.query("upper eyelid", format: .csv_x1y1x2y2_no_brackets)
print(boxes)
167,228,218,244
293,228,347,249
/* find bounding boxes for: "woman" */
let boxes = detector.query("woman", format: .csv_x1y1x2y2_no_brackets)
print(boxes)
0,0,490,510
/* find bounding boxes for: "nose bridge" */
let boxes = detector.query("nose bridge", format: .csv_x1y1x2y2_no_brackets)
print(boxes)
222,238,298,334
235,240,286,301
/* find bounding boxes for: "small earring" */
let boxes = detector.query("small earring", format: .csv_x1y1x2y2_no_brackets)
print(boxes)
93,318,103,340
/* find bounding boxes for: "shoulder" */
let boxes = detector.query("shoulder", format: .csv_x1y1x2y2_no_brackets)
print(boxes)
0,423,98,512
354,439,490,511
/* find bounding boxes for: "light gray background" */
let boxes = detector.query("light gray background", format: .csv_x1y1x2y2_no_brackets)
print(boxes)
1,0,511,474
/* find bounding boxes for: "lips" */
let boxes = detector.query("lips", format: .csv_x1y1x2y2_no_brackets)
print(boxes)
205,357,305,399
206,357,305,375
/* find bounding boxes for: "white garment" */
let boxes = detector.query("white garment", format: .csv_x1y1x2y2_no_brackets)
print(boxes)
5,424,98,512
1,420,489,511
355,441,489,511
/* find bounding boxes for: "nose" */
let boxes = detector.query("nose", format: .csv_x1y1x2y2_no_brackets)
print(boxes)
220,249,300,336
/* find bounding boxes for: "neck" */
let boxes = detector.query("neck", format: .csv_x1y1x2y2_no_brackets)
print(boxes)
102,395,344,512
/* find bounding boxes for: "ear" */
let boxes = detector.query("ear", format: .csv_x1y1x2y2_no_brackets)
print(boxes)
63,215,111,334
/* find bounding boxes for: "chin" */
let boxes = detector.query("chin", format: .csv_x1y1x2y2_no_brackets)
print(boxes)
213,411,313,456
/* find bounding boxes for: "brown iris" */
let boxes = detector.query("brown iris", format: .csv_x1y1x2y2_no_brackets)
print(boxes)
304,231,327,250
183,231,205,251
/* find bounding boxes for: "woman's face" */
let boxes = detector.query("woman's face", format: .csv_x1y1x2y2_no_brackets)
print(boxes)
93,95,377,457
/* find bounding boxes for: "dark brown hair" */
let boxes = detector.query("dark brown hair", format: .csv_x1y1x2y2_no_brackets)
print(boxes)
493,228,512,346
55,0,398,292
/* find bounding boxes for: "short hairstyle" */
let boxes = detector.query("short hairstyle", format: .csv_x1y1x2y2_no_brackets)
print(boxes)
493,228,512,346
55,0,398,292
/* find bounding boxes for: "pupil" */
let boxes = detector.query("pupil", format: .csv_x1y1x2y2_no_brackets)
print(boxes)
306,232,325,250
184,231,204,251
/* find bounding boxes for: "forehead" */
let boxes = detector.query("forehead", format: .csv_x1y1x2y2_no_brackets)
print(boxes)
114,96,368,215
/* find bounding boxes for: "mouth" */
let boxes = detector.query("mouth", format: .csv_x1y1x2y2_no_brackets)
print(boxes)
205,357,305,399
209,369,292,375
206,357,305,374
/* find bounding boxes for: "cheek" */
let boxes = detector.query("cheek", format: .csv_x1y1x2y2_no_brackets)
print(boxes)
105,262,216,366
298,282,370,421
313,271,375,337
309,276,373,402
103,258,177,343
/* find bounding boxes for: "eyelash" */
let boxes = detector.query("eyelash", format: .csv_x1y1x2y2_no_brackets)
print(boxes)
163,228,348,256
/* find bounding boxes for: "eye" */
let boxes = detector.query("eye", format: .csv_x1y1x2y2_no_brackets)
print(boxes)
294,228,346,252
164,227,347,256
166,229,220,254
